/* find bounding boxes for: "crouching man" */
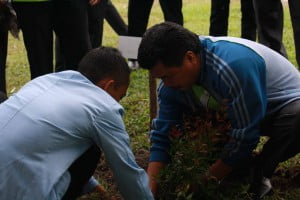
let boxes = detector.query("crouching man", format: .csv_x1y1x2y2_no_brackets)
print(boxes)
0,47,153,200
138,22,300,199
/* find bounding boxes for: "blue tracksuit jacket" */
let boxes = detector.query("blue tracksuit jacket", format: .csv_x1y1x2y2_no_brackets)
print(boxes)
149,36,300,166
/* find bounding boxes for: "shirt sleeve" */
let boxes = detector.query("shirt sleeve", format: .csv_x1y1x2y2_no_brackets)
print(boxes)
149,84,185,163
91,106,153,200
218,57,267,166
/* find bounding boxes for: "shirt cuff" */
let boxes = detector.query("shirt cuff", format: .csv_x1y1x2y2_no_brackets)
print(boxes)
81,176,100,194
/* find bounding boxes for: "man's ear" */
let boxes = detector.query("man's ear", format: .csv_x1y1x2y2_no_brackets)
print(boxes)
185,51,200,66
185,51,197,62
97,79,115,91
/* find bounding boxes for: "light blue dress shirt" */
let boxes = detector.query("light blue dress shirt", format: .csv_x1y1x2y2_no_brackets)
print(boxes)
0,71,153,200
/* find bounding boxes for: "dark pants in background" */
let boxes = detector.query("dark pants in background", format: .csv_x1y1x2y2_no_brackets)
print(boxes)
62,145,101,200
13,0,91,73
209,0,256,41
253,0,300,64
55,0,127,69
288,0,300,66
12,2,53,79
253,0,287,57
87,0,127,48
0,91,7,103
128,0,183,36
0,30,8,94
53,0,91,71
256,99,300,179
105,0,128,36
88,0,108,48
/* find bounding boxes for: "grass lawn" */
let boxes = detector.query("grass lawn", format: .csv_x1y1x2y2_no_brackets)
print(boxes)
5,0,300,199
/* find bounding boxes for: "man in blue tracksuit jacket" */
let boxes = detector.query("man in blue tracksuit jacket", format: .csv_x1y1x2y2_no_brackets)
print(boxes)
137,22,300,199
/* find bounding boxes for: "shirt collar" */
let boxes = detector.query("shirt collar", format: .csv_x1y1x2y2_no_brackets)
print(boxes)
196,43,206,85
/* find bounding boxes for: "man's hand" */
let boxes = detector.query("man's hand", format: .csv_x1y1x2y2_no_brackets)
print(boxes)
94,184,107,194
89,0,101,6
93,185,117,200
209,159,232,181
147,161,166,197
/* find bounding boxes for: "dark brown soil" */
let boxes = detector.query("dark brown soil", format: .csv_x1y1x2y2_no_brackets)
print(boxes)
78,148,150,200
79,148,300,200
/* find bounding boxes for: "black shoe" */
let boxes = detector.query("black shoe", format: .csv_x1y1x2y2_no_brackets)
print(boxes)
248,177,273,199
128,59,139,70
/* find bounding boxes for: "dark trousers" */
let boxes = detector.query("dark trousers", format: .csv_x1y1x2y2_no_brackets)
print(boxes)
128,0,183,37
105,0,128,36
62,145,101,200
253,0,287,57
12,2,53,79
0,91,7,103
55,0,127,68
256,99,300,179
288,0,300,66
53,0,91,71
0,30,8,94
209,0,256,41
13,0,91,73
86,0,127,48
88,0,108,48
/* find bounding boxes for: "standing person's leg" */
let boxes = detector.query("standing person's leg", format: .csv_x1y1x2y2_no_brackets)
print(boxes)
53,0,91,71
0,91,7,103
88,0,108,48
249,99,300,198
209,0,230,36
127,0,153,69
55,0,107,68
105,0,128,36
253,0,287,57
240,0,256,41
288,0,300,66
0,30,8,94
54,36,65,70
62,145,101,200
12,2,53,79
128,0,153,37
159,0,183,25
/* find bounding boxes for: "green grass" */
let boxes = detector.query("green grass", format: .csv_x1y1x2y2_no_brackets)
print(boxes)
5,0,300,199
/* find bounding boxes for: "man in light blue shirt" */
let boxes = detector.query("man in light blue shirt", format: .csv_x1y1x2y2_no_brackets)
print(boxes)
138,22,300,199
0,47,154,200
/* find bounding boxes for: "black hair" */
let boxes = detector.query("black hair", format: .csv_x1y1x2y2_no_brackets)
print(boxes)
138,22,201,69
78,47,130,87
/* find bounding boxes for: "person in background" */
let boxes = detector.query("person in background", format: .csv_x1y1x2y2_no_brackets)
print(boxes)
0,91,7,103
88,0,127,47
12,0,53,78
253,0,300,67
209,0,256,41
138,22,300,199
0,1,18,94
55,0,128,69
127,0,183,69
0,47,154,200
52,0,99,71
105,0,128,36
12,0,100,75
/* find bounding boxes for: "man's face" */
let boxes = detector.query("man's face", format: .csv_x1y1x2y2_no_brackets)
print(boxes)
107,83,129,102
150,51,201,90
